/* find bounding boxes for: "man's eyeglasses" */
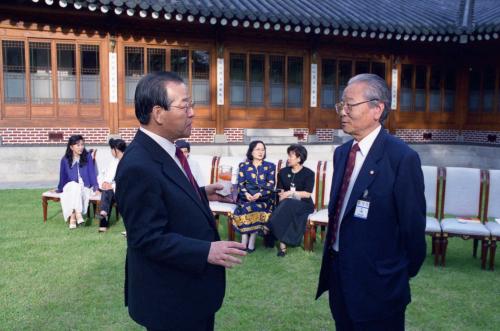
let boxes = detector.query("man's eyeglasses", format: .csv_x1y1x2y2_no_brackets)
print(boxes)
169,101,195,114
335,99,378,115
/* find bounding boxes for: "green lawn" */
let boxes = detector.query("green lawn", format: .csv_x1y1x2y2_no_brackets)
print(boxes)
0,189,499,330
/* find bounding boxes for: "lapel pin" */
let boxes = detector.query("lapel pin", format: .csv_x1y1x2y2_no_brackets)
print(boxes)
369,170,375,175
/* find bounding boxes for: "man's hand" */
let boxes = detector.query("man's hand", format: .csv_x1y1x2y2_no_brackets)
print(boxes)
208,241,247,268
102,182,113,190
204,183,233,202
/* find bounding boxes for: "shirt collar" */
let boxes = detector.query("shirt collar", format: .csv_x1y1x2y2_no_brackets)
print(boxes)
139,127,176,159
354,125,382,157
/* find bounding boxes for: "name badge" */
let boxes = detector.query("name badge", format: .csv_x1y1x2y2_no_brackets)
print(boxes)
354,199,370,220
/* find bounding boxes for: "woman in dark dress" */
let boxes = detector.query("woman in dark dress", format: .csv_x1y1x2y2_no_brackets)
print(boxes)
232,140,276,252
268,144,315,256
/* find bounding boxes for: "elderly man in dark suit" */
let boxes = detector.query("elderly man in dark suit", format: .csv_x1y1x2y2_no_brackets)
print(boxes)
115,72,246,331
316,73,426,330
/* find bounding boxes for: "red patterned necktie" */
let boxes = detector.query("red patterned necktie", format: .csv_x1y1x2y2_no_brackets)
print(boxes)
175,147,201,200
328,143,360,248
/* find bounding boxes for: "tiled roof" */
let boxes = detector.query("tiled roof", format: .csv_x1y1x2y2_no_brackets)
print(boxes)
30,0,500,43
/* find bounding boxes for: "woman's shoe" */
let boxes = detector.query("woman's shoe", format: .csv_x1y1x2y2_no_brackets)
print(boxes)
247,248,256,253
277,249,287,257
69,222,77,230
76,216,85,226
98,227,108,233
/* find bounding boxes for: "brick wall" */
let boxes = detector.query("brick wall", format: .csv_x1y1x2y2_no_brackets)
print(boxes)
223,128,244,142
462,130,500,144
0,127,110,144
118,127,138,143
2,127,499,145
395,129,500,145
120,127,216,143
292,128,309,142
317,128,335,142
395,129,460,143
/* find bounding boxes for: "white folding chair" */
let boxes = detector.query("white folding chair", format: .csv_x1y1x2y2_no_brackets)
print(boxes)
440,167,490,269
209,156,246,240
484,169,500,270
189,154,217,187
303,160,328,251
422,165,442,266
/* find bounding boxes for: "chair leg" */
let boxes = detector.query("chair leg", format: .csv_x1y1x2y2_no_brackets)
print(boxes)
431,236,435,255
481,239,488,270
310,223,317,246
441,236,448,267
490,239,497,271
227,215,235,241
320,225,326,242
433,234,441,266
304,221,312,252
214,214,220,228
42,197,48,223
473,239,479,258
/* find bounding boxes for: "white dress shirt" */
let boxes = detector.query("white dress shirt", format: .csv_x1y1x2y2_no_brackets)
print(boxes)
139,127,187,178
333,125,382,251
98,157,119,191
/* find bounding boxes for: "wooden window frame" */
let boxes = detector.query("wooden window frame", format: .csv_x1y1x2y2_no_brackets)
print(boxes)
318,57,388,112
397,62,458,126
225,50,307,122
120,43,212,121
467,65,500,114
0,37,103,120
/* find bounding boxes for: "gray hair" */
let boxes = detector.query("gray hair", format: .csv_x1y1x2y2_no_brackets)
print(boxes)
346,73,390,123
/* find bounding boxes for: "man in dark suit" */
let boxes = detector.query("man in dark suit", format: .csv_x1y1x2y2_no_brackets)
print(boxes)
115,72,246,331
316,74,426,330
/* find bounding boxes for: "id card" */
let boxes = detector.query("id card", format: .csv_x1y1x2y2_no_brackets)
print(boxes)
354,199,370,220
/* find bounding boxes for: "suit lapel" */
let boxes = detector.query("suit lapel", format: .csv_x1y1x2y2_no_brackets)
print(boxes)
135,130,214,222
343,129,386,218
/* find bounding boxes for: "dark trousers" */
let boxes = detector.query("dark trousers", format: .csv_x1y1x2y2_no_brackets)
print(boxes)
147,314,215,331
328,250,405,331
99,189,115,216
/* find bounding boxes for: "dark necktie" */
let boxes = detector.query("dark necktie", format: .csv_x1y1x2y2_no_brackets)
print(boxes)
328,143,360,248
175,147,201,200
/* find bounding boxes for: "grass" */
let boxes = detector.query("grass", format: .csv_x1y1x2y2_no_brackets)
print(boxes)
0,189,499,330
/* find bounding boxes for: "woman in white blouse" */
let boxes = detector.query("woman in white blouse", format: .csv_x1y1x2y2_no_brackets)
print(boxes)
97,138,127,232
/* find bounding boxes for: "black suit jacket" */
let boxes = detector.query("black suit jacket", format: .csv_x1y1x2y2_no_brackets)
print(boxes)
115,130,225,329
316,129,426,322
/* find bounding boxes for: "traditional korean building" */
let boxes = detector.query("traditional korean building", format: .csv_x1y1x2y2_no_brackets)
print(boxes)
0,0,499,145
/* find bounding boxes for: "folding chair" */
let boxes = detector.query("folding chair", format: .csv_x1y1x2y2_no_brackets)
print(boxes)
422,165,443,266
484,169,500,270
440,167,490,269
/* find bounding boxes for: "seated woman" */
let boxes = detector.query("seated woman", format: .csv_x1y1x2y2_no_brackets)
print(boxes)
97,138,127,232
267,144,315,257
57,135,99,229
232,140,276,252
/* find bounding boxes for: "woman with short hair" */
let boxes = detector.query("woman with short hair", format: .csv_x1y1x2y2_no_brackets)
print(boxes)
267,144,315,256
232,140,276,252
